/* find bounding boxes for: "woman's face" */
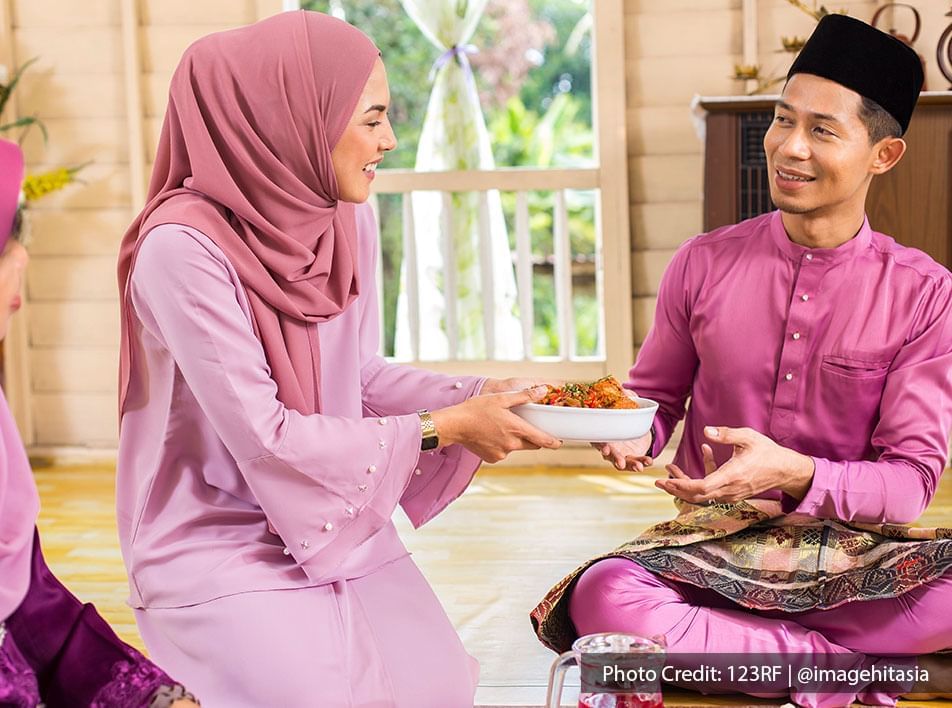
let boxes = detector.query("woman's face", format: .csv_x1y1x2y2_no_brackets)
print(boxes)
331,58,397,204
0,239,27,341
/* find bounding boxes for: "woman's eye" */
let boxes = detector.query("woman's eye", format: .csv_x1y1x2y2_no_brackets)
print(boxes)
366,121,381,128
773,115,789,124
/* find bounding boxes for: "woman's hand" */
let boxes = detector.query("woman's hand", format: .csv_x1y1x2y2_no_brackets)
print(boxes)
592,434,653,471
479,377,564,395
431,386,562,463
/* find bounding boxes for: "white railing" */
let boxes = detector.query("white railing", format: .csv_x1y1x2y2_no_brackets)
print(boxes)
369,167,604,372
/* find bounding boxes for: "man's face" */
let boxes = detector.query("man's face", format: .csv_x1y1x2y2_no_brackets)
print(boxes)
763,73,881,218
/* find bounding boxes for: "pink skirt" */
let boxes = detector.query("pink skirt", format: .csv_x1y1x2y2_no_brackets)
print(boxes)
135,555,478,707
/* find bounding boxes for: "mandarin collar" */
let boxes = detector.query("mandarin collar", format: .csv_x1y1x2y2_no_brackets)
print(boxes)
768,209,872,265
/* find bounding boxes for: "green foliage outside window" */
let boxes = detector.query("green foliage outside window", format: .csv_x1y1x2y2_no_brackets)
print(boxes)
302,0,598,358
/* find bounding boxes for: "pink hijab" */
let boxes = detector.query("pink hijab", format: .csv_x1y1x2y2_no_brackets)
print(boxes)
118,11,379,417
0,138,39,620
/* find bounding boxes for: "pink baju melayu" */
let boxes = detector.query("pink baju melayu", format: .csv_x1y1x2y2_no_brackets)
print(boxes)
119,211,482,706
564,210,952,707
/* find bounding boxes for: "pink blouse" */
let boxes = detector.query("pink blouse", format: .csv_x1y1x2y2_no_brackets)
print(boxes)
118,205,484,609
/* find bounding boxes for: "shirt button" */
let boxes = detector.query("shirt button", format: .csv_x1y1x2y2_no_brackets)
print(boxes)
357,484,368,492
792,332,801,340
301,539,310,549
784,372,794,381
801,294,809,302
454,381,463,389
378,439,387,449
282,547,291,556
414,468,422,476
367,464,377,474
345,506,355,516
805,253,814,261
322,522,334,532
378,417,388,425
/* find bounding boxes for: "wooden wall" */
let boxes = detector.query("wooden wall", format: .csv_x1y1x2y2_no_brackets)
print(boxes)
5,0,280,451
4,0,948,452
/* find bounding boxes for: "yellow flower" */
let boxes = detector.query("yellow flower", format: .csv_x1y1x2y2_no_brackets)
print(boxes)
21,165,84,201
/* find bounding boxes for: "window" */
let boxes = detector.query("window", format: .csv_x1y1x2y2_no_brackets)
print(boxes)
291,0,631,381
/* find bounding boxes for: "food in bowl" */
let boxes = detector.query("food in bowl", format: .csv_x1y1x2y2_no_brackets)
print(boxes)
513,377,659,442
539,376,639,409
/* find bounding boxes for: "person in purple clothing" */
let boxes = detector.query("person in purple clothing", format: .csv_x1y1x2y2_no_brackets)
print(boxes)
115,10,559,708
532,14,952,708
0,139,199,707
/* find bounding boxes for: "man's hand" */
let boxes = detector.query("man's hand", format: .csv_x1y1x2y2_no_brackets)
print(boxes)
593,435,653,471
655,426,815,504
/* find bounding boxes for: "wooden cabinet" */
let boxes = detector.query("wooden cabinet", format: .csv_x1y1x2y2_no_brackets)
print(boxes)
700,93,952,270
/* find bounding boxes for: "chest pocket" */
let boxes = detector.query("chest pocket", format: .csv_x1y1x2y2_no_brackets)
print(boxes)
820,354,890,380
817,353,891,458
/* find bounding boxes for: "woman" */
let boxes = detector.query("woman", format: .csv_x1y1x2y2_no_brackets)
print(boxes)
0,140,198,706
116,10,559,707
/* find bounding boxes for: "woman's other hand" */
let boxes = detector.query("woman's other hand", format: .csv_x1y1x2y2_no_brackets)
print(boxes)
479,377,564,395
431,386,562,463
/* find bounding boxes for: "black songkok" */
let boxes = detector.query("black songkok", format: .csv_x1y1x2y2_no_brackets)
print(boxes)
787,13,923,134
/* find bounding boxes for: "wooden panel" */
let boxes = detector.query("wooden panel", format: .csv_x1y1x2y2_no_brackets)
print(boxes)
14,28,121,74
27,209,128,257
631,295,657,345
631,248,677,297
626,10,739,58
703,111,738,232
16,74,123,119
20,118,127,165
629,154,703,204
24,164,131,209
28,257,118,302
31,349,117,394
867,105,952,270
627,0,741,12
12,0,119,27
143,73,173,118
140,0,261,26
626,55,740,108
29,302,120,348
630,201,702,250
33,393,117,447
141,25,245,73
626,107,704,156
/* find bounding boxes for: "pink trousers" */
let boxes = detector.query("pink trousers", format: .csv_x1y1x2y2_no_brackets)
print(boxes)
568,557,952,707
135,555,478,707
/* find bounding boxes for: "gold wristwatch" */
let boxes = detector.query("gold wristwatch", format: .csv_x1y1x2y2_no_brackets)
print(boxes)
417,409,439,451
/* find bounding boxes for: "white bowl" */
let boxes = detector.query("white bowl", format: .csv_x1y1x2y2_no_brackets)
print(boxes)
512,397,659,442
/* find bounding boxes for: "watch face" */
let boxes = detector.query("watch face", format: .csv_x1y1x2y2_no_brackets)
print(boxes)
421,435,439,451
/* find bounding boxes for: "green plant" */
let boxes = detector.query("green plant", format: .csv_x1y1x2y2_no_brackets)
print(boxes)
0,57,87,205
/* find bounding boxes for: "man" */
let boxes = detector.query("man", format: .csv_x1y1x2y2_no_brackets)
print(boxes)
532,14,951,708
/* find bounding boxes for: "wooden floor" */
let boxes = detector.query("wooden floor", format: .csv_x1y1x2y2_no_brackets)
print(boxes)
33,461,952,707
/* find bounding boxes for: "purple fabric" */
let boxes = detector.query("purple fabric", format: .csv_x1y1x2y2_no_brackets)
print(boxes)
2,531,176,707
117,205,484,610
633,210,952,524
0,385,41,622
0,138,23,249
570,557,952,707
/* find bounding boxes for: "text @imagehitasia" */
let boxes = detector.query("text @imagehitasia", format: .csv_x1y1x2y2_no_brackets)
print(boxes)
579,653,944,695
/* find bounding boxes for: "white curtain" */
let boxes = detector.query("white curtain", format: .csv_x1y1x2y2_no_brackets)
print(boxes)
395,0,523,361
